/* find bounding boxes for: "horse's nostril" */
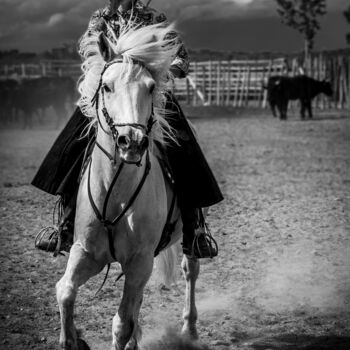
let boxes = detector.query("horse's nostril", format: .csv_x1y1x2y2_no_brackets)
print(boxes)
117,135,130,148
141,136,149,149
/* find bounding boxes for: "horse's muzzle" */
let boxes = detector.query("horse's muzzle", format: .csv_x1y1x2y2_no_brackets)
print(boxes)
117,133,149,165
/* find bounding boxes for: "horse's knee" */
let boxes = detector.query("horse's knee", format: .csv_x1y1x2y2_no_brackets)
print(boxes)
56,279,76,308
181,257,199,279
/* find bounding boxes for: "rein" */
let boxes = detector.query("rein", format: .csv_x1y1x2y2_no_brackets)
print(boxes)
87,150,151,261
88,58,154,262
86,57,175,295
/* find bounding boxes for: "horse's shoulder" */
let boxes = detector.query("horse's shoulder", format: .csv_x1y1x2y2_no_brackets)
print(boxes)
152,144,174,186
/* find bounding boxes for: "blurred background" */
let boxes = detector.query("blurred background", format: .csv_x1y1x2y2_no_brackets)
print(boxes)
0,0,349,128
0,1,350,350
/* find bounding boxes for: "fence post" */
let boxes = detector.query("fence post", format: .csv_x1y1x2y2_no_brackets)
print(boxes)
208,61,212,105
347,57,350,109
202,64,206,103
186,77,190,105
320,54,325,110
245,66,251,107
21,64,26,78
226,61,232,106
239,67,245,107
233,65,240,108
193,61,197,106
338,56,343,109
262,59,273,109
216,61,221,105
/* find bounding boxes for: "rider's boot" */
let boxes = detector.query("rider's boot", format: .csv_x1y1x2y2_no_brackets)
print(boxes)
35,195,75,256
181,206,218,259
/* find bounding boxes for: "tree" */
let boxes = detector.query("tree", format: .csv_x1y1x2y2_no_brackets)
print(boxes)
275,0,327,62
344,5,350,44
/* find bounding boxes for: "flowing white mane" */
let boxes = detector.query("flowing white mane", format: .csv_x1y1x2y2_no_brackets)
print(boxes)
78,21,181,143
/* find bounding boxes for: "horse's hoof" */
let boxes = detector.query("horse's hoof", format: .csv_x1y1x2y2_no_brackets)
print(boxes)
181,327,199,341
77,338,90,350
125,338,137,350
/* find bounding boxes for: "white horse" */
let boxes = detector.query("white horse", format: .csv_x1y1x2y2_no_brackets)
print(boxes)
56,22,200,350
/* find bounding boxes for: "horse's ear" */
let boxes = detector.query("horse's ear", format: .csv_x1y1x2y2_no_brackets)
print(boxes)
98,33,114,62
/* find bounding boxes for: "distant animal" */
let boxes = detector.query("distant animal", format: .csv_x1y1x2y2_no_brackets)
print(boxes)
265,75,333,120
0,79,19,124
14,76,76,128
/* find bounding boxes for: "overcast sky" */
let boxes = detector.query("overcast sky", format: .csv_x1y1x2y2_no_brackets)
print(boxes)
0,0,348,53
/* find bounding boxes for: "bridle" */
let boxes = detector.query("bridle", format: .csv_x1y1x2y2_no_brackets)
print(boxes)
87,57,155,262
91,58,156,156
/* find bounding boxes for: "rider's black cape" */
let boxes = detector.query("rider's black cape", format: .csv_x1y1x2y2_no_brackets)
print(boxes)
31,93,223,208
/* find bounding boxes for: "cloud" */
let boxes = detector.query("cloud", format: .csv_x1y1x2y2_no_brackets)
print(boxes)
47,13,64,27
0,0,99,51
231,0,255,6
153,0,349,21
0,0,347,52
152,0,266,20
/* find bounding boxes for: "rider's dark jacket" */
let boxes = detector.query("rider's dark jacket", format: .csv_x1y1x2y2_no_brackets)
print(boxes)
31,1,223,209
83,1,189,78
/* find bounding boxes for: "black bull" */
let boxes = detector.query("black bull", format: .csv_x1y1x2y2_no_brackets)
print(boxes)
265,75,333,120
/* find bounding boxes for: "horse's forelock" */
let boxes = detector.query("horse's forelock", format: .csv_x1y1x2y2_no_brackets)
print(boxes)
114,22,179,77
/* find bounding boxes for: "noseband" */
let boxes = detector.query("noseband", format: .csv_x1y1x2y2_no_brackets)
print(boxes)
91,58,156,143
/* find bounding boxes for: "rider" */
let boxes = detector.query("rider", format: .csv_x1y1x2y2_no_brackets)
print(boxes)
33,0,223,259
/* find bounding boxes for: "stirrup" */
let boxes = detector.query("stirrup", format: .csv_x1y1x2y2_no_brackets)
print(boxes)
190,224,218,259
34,225,63,257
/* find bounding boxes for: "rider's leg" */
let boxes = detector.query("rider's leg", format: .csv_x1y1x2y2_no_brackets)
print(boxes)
180,205,218,259
35,192,76,255
33,107,95,255
163,92,221,259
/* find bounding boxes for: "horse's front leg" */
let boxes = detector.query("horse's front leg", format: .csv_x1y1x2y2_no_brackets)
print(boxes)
181,255,200,339
112,253,153,350
56,243,103,350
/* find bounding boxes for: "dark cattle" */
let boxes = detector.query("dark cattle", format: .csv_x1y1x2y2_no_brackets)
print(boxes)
14,77,76,128
266,75,333,120
0,79,19,125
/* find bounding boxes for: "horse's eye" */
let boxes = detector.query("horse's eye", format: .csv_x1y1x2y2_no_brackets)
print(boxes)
103,84,111,93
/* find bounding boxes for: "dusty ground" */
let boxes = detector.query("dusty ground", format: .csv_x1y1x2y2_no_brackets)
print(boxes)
1,108,350,350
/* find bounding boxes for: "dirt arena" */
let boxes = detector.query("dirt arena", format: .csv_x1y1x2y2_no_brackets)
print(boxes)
1,108,350,350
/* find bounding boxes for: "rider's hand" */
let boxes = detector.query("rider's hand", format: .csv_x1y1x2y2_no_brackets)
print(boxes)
169,65,186,79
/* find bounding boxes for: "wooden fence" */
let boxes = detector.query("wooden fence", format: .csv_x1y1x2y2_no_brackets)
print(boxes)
173,55,350,109
0,60,81,79
1,54,349,109
172,58,287,107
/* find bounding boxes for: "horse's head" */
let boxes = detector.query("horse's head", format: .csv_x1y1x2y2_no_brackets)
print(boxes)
79,22,180,165
97,34,155,164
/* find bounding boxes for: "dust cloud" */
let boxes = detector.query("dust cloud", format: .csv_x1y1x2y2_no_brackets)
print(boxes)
140,328,212,350
255,241,350,313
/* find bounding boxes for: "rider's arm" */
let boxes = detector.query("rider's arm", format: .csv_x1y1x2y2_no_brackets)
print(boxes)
152,12,190,79
78,9,107,57
86,9,107,35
